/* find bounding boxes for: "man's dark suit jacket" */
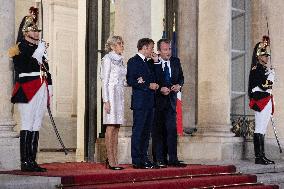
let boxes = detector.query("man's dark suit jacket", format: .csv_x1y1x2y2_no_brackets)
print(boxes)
127,54,156,110
154,56,184,110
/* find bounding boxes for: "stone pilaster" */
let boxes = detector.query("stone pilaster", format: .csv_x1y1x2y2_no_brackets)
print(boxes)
179,0,243,161
0,0,20,170
178,0,198,129
197,0,233,136
76,0,86,162
113,0,152,163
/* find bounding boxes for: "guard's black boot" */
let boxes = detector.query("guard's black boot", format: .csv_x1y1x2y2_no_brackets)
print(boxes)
20,130,34,172
261,134,275,164
254,133,269,165
30,131,47,172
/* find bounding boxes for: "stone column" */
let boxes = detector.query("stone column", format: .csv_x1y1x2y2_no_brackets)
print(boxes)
114,0,152,163
179,0,243,161
76,0,86,162
178,0,198,129
197,0,233,136
114,0,151,61
0,0,20,170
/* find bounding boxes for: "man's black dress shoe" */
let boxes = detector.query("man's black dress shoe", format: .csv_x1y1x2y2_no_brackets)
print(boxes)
142,161,154,169
154,161,167,168
168,161,187,167
133,162,153,169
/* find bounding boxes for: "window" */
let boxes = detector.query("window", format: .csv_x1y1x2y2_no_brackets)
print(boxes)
231,0,253,118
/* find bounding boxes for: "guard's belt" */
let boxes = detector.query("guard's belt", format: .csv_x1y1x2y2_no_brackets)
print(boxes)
19,72,41,78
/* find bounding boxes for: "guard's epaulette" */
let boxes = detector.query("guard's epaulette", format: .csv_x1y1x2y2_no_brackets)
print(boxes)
251,66,257,70
8,42,20,58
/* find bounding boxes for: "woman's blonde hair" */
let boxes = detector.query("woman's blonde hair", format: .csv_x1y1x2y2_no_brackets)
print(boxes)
105,35,123,53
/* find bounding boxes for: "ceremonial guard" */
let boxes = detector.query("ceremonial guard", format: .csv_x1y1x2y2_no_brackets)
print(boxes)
8,10,52,172
248,36,275,165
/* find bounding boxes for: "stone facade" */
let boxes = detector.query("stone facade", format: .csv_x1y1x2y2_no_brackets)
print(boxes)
178,0,198,129
0,0,283,169
0,0,20,170
81,0,284,162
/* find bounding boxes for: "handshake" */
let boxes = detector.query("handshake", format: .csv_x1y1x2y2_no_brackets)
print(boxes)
32,40,49,64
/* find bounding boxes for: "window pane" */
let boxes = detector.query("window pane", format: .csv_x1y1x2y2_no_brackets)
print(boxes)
231,95,245,115
232,50,245,60
232,55,245,92
232,0,245,10
231,0,250,117
232,14,245,50
232,10,244,19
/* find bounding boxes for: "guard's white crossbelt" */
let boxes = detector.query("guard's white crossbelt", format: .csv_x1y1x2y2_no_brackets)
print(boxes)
254,99,272,134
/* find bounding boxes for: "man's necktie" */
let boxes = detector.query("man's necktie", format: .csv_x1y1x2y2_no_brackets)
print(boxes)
163,62,171,86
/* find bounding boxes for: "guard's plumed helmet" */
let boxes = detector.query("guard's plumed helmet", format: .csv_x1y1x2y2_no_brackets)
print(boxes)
22,16,41,33
256,35,270,57
29,6,39,23
22,6,41,33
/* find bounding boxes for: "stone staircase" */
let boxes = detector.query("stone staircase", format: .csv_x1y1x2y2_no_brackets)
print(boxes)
1,158,283,189
192,159,284,188
236,160,284,188
36,145,284,188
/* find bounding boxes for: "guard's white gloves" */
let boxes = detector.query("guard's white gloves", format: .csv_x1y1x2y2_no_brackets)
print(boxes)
265,68,275,75
267,68,275,83
32,40,46,64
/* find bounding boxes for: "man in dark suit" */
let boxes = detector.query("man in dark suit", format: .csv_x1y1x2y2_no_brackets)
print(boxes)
127,38,159,169
152,38,186,167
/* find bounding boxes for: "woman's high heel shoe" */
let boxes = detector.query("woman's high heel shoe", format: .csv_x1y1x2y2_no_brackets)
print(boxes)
105,159,124,170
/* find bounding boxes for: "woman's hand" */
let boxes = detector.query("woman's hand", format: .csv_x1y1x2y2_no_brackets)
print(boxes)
104,101,111,114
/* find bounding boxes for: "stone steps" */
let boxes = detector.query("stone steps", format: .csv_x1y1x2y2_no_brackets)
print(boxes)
189,159,284,188
37,151,76,164
223,160,284,188
256,172,284,189
0,174,60,189
1,159,283,189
